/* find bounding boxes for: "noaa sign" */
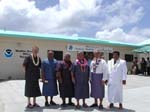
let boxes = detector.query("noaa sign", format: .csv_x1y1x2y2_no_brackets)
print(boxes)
3,49,13,58
67,44,113,52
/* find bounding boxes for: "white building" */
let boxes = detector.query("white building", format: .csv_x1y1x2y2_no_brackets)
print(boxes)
0,30,143,79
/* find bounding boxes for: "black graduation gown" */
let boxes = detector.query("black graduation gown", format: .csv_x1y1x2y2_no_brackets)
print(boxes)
23,55,41,97
58,61,74,98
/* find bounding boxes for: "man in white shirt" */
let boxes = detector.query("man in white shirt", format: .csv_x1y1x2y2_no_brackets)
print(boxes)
107,51,127,109
90,50,108,109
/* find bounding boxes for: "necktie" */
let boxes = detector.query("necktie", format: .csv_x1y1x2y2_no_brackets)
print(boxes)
114,60,116,65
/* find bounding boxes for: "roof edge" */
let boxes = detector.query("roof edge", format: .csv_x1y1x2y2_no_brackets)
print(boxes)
0,30,141,47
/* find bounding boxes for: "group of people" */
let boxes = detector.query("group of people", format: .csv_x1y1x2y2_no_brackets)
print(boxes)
23,46,127,110
131,57,150,75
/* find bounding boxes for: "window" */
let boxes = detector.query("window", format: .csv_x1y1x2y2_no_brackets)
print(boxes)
47,50,63,61
84,52,94,60
54,51,63,61
125,54,133,62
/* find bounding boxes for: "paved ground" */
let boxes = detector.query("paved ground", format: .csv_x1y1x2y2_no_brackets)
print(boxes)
0,74,150,112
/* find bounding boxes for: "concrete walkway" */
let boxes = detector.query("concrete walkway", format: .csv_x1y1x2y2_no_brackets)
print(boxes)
0,75,150,112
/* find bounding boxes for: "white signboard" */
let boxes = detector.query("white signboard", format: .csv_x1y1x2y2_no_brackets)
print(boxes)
67,44,113,52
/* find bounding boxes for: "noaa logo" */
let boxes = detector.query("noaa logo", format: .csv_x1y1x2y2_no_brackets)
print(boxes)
68,45,73,50
4,49,13,58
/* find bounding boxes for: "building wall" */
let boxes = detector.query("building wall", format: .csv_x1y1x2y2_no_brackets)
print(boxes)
0,37,137,79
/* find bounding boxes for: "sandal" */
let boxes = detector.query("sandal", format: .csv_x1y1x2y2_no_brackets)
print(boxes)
109,103,114,108
76,105,81,109
99,104,104,109
26,103,33,109
119,104,123,110
45,101,50,107
90,103,98,107
50,101,57,105
33,103,40,107
83,103,88,108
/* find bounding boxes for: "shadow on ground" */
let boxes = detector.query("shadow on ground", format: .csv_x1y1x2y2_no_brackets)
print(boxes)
24,105,135,112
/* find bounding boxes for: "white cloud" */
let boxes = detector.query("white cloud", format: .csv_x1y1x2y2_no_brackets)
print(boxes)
72,33,78,37
0,0,147,43
96,28,150,43
0,0,99,34
100,0,144,30
130,27,150,37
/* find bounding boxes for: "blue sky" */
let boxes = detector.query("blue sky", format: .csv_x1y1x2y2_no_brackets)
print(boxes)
35,0,150,29
0,0,150,43
136,1,150,28
35,0,59,9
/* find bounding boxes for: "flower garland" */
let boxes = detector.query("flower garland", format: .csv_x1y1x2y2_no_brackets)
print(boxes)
31,53,39,66
76,58,88,72
93,58,101,73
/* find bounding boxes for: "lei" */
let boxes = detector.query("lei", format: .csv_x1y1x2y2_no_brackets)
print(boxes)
93,58,101,73
31,53,39,66
76,58,88,72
